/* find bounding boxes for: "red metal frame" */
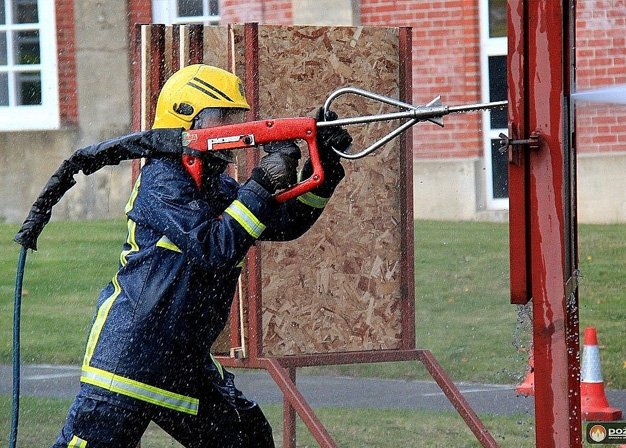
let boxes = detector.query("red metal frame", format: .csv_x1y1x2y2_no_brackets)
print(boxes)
508,1,582,447
215,350,498,448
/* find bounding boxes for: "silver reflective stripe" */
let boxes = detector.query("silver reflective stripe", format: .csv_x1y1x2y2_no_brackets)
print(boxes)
581,345,603,383
224,200,266,238
297,191,330,209
81,366,199,415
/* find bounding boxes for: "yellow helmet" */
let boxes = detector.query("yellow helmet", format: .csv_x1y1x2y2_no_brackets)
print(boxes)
152,64,250,130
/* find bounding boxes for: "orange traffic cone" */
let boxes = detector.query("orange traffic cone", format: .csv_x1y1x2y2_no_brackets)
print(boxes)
580,327,623,421
516,353,534,396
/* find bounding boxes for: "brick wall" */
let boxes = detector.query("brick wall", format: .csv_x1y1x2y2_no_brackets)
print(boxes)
128,0,152,27
575,1,626,153
55,0,78,126
220,0,292,23
361,0,483,159
143,0,624,156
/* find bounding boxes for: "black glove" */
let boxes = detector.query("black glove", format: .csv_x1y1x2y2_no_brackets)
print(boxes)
315,107,353,165
251,141,301,193
297,108,352,196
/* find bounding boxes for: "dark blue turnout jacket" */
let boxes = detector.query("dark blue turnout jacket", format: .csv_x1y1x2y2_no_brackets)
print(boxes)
79,156,336,415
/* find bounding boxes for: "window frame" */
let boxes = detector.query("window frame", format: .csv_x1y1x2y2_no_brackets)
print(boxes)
0,0,59,131
152,0,220,25
479,0,508,209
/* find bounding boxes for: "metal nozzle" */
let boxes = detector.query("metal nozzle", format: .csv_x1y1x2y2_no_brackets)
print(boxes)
321,87,508,159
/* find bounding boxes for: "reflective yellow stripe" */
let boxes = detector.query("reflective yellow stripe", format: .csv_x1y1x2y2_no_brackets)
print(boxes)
68,435,88,447
224,200,266,238
124,174,141,214
80,365,199,415
120,219,139,266
156,235,182,253
210,353,225,379
82,275,121,367
297,191,329,209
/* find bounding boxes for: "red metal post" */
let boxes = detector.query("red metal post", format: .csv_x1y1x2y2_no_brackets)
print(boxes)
283,368,297,448
217,350,498,448
522,0,582,448
398,26,416,350
130,24,143,182
149,25,166,126
264,359,337,448
171,24,180,70
188,24,204,65
507,0,531,305
417,351,498,447
242,23,263,359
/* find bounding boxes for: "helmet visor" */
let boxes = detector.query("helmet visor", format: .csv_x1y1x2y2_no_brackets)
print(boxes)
191,107,247,130
192,108,247,164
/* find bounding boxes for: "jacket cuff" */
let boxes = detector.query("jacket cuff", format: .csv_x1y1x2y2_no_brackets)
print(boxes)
223,179,275,239
300,158,345,198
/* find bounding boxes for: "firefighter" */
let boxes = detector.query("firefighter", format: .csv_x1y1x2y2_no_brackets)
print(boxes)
53,64,352,448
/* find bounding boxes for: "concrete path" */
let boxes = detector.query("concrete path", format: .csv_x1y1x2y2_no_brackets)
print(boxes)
2,365,625,417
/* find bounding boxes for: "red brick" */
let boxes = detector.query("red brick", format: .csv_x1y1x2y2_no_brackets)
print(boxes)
56,0,78,126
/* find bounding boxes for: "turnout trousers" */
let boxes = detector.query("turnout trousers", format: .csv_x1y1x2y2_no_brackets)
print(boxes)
52,373,274,448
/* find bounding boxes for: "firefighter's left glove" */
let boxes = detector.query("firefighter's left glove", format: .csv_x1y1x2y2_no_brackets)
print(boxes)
251,142,301,193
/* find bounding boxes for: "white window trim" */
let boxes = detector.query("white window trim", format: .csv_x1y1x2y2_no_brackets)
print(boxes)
0,0,59,131
152,0,220,25
479,0,508,210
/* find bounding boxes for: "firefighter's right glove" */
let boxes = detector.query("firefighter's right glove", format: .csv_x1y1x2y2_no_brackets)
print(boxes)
251,142,301,193
315,107,353,166
297,108,352,196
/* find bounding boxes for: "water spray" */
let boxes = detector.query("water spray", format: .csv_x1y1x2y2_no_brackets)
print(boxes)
571,84,626,105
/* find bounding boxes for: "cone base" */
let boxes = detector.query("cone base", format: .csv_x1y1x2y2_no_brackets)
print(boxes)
582,407,623,421
515,383,534,396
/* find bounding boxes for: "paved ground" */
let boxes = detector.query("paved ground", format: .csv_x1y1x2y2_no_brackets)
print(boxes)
2,364,626,417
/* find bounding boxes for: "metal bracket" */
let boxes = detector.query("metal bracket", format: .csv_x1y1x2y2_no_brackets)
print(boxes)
498,132,541,155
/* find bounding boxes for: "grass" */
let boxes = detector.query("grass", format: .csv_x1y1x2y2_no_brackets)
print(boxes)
0,220,124,365
1,219,624,388
0,219,623,446
1,395,615,447
309,221,626,390
0,395,537,447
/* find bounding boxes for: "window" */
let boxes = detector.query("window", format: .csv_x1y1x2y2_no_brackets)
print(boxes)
152,0,220,25
479,0,508,208
0,0,59,131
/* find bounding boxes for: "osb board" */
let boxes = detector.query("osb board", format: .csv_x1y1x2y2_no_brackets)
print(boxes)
252,26,406,356
201,26,230,71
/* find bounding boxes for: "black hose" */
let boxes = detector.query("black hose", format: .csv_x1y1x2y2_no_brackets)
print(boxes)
10,246,27,448
8,128,182,446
